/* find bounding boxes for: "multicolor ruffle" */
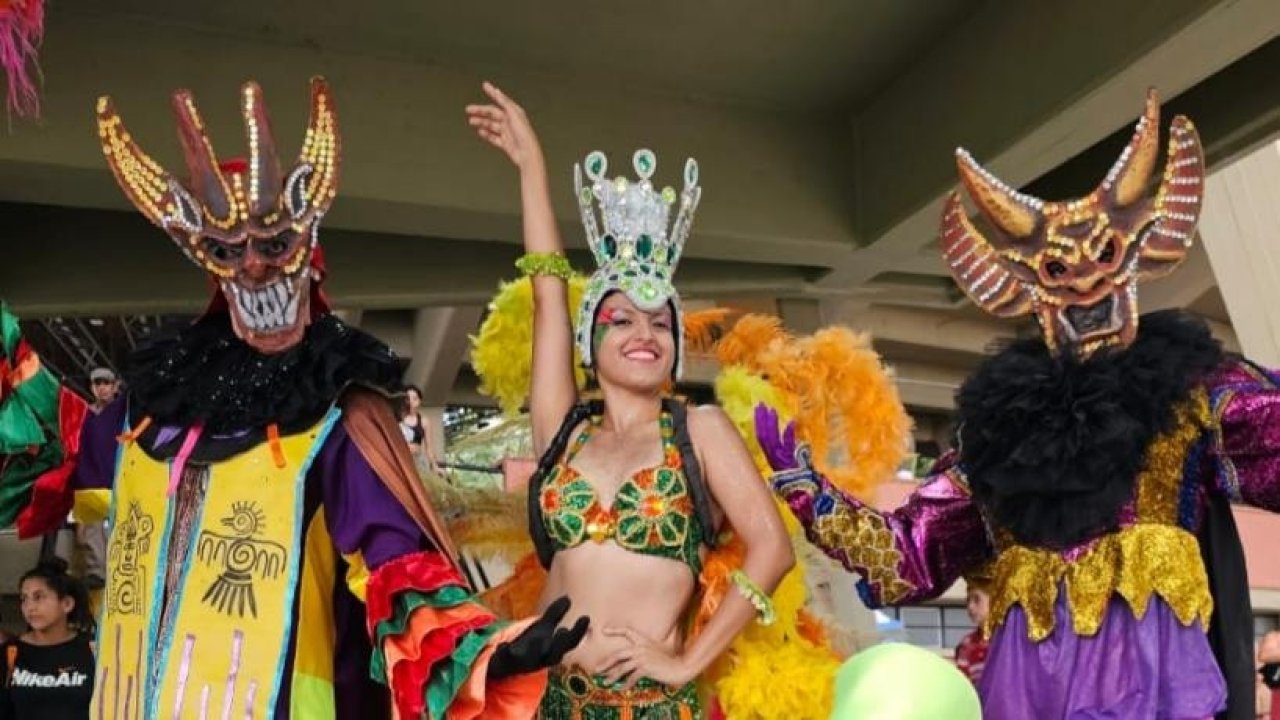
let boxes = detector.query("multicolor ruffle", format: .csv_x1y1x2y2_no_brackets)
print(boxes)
365,550,545,720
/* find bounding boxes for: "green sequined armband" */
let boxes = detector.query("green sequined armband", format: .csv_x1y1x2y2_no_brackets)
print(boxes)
731,570,776,626
515,252,574,280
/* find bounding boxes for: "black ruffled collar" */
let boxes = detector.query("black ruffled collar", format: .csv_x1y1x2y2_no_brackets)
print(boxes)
124,312,402,462
957,310,1225,549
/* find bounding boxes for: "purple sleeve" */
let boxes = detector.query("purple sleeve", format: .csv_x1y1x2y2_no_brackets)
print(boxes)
71,398,127,491
1206,359,1280,511
776,455,992,606
315,423,427,571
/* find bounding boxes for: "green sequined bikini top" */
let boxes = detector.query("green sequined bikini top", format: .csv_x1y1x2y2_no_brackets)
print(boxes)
537,412,705,575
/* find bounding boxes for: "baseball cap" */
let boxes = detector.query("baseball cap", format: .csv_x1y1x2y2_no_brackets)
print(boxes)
90,368,117,383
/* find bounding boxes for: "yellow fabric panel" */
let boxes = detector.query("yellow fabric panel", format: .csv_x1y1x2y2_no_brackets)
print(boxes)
290,673,337,720
294,509,337,685
72,488,111,525
342,550,370,603
92,411,338,719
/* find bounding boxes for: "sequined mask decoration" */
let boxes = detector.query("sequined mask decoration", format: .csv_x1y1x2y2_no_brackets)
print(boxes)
940,90,1205,357
573,149,701,379
97,78,340,354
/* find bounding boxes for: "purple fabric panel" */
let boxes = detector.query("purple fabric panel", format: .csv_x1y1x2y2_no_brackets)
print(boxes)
980,593,1226,720
315,422,425,570
1207,360,1280,511
71,396,126,490
332,573,390,719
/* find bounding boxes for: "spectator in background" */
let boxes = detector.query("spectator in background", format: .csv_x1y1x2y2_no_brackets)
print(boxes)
399,385,443,477
0,558,95,720
1259,630,1280,719
955,576,992,685
76,369,119,591
88,368,118,412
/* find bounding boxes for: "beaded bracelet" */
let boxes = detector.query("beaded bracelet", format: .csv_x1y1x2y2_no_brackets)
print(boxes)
730,570,776,626
515,252,574,280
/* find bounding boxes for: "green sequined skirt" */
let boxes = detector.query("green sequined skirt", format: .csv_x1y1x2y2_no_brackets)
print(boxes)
536,666,702,719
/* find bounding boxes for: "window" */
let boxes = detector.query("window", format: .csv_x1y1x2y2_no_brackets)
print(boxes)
882,605,975,649
1255,613,1279,642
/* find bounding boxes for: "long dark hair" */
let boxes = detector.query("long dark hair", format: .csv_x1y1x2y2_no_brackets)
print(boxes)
20,557,96,637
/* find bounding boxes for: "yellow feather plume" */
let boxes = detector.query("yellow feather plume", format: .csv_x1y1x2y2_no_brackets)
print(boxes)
470,275,589,416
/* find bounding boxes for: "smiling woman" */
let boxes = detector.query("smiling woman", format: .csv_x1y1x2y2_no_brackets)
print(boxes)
467,82,794,719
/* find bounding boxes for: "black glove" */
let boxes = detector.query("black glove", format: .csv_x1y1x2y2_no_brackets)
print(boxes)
487,596,589,681
1261,662,1280,689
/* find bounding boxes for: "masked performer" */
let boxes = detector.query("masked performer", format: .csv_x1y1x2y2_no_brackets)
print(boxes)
758,90,1275,719
31,77,587,719
467,82,793,719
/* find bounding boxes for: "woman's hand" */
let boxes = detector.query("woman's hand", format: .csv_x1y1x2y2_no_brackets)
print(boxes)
466,82,544,172
597,626,693,689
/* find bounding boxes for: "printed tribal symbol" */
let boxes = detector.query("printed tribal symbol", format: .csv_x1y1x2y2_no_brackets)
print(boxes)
197,501,287,618
107,502,154,616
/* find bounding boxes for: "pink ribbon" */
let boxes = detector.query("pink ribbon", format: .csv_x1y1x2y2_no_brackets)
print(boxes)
168,424,204,496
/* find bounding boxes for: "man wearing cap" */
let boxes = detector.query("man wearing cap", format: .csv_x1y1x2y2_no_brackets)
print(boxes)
78,368,119,590
87,367,118,413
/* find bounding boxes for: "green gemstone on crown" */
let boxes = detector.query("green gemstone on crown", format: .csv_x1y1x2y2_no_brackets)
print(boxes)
661,187,677,204
685,159,699,187
586,152,606,178
579,187,593,206
640,283,658,301
655,246,668,263
637,235,653,259
634,149,655,176
602,234,617,259
614,176,628,193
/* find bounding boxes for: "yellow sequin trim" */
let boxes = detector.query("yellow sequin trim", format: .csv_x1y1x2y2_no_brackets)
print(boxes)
987,524,1212,641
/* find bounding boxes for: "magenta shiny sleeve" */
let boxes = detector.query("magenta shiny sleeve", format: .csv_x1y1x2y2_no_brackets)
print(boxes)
1207,359,1280,511
775,455,992,607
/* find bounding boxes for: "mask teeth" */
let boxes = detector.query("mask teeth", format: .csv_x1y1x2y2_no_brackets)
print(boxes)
228,277,302,333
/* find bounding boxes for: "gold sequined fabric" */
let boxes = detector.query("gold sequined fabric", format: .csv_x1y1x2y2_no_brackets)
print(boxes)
811,506,916,602
987,393,1214,641
986,524,1213,640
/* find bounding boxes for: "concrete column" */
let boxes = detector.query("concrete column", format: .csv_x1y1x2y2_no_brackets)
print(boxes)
403,305,485,406
1199,141,1280,367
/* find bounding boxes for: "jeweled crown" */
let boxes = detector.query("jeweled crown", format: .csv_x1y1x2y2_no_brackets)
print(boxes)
574,149,700,274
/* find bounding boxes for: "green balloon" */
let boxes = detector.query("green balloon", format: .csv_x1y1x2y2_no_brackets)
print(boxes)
830,643,982,720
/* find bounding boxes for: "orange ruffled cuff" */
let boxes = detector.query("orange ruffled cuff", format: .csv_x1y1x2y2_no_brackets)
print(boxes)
368,551,545,720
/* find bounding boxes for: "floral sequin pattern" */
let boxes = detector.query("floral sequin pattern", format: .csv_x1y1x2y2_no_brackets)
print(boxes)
613,466,694,552
540,466,597,547
539,413,703,572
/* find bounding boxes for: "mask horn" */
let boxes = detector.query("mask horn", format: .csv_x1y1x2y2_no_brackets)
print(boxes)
955,149,1043,240
1099,89,1161,207
290,77,341,217
939,191,1034,318
242,82,283,218
1139,115,1205,280
171,90,236,227
96,95,177,228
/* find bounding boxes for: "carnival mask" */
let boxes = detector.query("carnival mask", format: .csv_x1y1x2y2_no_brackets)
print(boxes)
97,78,340,353
940,90,1204,356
